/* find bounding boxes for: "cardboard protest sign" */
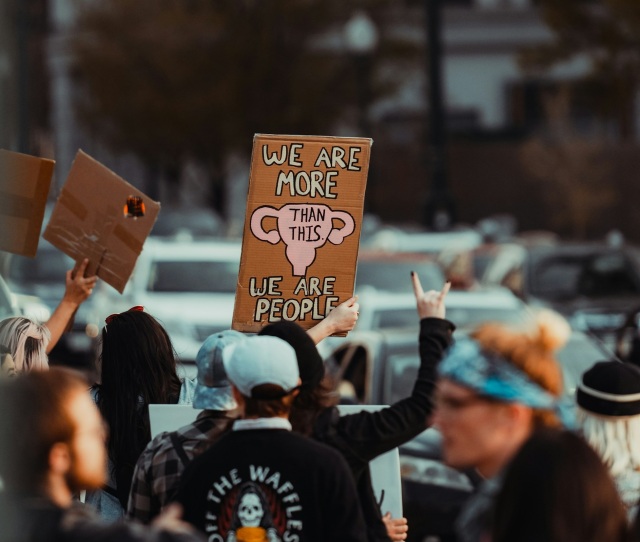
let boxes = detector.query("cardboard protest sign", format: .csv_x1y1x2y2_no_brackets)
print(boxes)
43,150,160,293
233,134,371,333
0,149,54,257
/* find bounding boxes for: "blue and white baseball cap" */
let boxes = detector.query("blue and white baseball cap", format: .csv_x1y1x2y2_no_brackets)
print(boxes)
193,330,246,410
222,336,299,399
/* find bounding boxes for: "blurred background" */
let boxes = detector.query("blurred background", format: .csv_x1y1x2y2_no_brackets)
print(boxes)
4,3,640,540
3,0,640,239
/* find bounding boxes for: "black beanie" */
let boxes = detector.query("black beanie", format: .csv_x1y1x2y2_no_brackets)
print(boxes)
577,360,640,417
258,321,324,389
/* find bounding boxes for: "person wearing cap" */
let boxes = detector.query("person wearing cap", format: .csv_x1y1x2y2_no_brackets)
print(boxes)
432,309,572,542
174,335,368,542
577,360,640,519
258,273,452,542
126,299,359,524
127,330,246,524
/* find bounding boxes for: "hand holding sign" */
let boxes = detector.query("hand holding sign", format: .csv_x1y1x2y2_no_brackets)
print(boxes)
68,258,98,302
44,258,99,355
307,296,360,343
411,271,451,320
382,513,409,542
233,134,371,333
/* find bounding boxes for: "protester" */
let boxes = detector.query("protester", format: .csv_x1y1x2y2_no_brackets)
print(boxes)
492,428,630,542
86,307,195,521
174,335,368,542
432,309,571,542
0,367,204,542
258,272,452,542
127,330,245,523
577,360,640,519
0,258,96,373
92,298,359,522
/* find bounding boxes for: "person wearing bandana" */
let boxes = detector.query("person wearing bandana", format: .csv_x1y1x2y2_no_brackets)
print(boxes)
432,309,574,542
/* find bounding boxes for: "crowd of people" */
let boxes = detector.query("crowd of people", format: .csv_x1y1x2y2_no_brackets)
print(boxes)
3,260,640,542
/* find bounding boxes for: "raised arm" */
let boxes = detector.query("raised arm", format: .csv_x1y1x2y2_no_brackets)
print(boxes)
45,259,97,353
324,274,454,461
306,296,359,344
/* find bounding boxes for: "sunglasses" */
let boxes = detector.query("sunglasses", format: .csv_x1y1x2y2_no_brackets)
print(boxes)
105,305,144,325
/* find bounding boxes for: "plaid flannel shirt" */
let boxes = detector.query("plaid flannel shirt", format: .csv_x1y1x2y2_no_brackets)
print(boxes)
127,410,236,523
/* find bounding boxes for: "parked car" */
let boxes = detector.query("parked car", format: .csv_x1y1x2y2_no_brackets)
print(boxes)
482,242,640,347
323,326,611,542
121,238,241,363
351,287,530,333
150,207,224,239
362,227,483,255
356,251,445,295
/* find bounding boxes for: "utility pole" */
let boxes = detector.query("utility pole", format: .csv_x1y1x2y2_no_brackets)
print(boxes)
424,0,455,230
17,0,30,153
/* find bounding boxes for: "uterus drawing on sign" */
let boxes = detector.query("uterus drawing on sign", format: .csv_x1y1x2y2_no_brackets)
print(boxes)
250,203,355,276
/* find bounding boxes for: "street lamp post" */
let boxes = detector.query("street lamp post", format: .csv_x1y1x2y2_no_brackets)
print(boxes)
344,11,378,137
344,11,378,216
17,0,30,153
424,0,455,231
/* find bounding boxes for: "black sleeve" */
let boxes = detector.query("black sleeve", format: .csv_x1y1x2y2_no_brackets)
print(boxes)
324,317,454,462
321,451,369,542
171,452,206,529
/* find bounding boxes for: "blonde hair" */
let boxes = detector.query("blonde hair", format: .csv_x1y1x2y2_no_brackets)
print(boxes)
471,308,570,427
0,317,51,373
577,408,640,476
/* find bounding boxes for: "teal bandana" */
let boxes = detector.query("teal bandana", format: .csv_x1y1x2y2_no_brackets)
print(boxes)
438,338,575,428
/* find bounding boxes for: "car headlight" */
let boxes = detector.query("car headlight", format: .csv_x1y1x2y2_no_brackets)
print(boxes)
400,455,473,492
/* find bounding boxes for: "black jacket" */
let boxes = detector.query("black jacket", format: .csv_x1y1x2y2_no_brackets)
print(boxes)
175,427,368,542
312,317,454,542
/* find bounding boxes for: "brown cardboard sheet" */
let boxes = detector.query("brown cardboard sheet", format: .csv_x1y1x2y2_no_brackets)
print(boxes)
43,150,160,293
0,149,55,257
232,134,371,333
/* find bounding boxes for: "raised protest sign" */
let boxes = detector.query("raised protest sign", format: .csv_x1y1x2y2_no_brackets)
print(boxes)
0,149,54,257
233,134,371,333
43,150,160,293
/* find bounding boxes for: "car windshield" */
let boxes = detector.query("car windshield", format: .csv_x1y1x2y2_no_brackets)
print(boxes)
148,261,239,293
356,261,444,293
371,306,528,331
8,250,73,285
382,333,605,405
530,253,640,300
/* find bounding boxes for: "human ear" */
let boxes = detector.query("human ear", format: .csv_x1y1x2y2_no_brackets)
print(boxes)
231,385,245,411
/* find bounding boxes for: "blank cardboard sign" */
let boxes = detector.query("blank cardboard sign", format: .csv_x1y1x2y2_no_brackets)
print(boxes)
0,149,55,257
43,150,160,293
233,134,371,333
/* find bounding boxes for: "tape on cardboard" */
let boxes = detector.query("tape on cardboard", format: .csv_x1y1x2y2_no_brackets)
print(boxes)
113,224,143,254
59,189,88,221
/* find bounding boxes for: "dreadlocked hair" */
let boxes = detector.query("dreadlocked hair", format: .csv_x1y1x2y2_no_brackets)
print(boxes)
95,310,181,508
